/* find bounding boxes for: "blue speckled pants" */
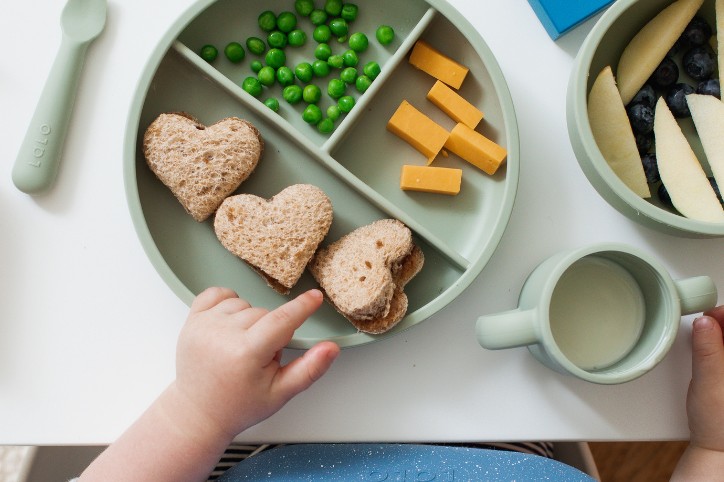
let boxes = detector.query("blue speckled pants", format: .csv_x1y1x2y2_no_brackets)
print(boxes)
209,442,591,481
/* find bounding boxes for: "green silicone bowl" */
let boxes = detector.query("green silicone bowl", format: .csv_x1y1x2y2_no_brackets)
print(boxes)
567,0,724,237
124,0,519,348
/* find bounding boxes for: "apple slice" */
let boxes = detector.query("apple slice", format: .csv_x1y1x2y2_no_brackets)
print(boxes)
617,0,704,105
687,94,724,193
588,66,651,198
654,97,724,222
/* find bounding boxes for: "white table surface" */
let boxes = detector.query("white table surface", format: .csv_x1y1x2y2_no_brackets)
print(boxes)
2,0,722,446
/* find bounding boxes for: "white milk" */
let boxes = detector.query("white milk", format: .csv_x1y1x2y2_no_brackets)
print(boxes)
549,256,646,371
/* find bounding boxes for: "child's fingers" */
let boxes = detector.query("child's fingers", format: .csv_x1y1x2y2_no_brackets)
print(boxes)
247,290,324,356
213,297,252,315
234,307,270,330
691,315,724,387
703,305,724,326
190,287,239,314
273,341,340,401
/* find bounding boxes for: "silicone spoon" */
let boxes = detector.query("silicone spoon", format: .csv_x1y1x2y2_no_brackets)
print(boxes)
12,0,107,195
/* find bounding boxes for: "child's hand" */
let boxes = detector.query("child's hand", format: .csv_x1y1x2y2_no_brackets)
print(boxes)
170,287,340,443
686,305,724,452
79,288,340,482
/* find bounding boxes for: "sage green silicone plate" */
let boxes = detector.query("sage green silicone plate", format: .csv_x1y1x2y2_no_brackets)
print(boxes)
124,0,519,348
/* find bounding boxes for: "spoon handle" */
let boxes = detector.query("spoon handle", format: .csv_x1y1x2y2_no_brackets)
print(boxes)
12,36,89,195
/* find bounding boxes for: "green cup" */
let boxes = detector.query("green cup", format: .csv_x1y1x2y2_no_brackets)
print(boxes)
476,243,717,384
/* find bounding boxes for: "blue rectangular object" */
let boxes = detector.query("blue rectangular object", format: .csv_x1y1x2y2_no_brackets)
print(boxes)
527,0,614,39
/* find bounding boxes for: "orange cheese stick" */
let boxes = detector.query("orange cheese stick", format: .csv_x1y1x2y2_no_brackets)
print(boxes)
387,100,449,162
427,80,484,129
444,123,507,175
409,40,469,89
400,165,462,195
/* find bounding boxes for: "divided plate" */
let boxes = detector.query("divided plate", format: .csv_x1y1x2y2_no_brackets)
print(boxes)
124,0,519,348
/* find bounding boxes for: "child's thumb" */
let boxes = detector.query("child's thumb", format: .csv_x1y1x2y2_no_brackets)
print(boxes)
691,316,724,386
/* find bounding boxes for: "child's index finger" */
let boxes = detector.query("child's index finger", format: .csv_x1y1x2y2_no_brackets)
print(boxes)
248,290,324,356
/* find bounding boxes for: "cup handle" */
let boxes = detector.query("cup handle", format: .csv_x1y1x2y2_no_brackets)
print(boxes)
674,276,718,315
476,308,538,350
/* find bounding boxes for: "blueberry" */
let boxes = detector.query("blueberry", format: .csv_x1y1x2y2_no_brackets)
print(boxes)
629,84,656,108
635,132,654,154
668,38,685,57
658,183,674,208
710,177,723,204
627,103,655,134
681,16,712,47
650,57,679,89
641,153,660,184
683,46,716,80
696,78,721,99
665,83,695,117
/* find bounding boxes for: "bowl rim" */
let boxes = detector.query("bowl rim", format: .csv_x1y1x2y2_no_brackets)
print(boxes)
568,0,724,237
122,0,521,348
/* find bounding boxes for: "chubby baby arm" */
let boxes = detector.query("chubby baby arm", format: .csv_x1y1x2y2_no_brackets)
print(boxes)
671,306,724,481
79,288,340,482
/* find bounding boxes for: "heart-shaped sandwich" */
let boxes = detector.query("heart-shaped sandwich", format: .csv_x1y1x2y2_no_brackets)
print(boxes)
214,184,333,294
143,113,263,222
309,219,424,334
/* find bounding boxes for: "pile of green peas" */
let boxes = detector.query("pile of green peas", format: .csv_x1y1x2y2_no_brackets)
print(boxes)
197,0,395,135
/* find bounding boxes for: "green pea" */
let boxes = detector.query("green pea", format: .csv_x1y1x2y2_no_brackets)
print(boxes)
276,11,297,33
250,60,263,73
329,18,348,37
199,44,218,62
276,66,295,86
313,24,332,43
295,0,315,16
283,84,303,104
342,49,358,67
223,42,245,63
295,62,314,83
258,11,277,32
376,25,395,45
287,29,307,47
302,104,323,124
355,74,372,93
340,67,357,84
348,32,368,52
318,117,335,134
327,78,346,99
338,95,355,113
257,66,276,86
327,54,344,69
265,48,286,69
242,77,263,97
340,3,358,21
327,104,341,121
267,31,288,49
324,0,343,16
303,84,322,103
311,60,330,77
246,37,266,55
309,9,328,25
363,61,381,80
264,97,280,112
337,35,348,43
315,43,332,61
